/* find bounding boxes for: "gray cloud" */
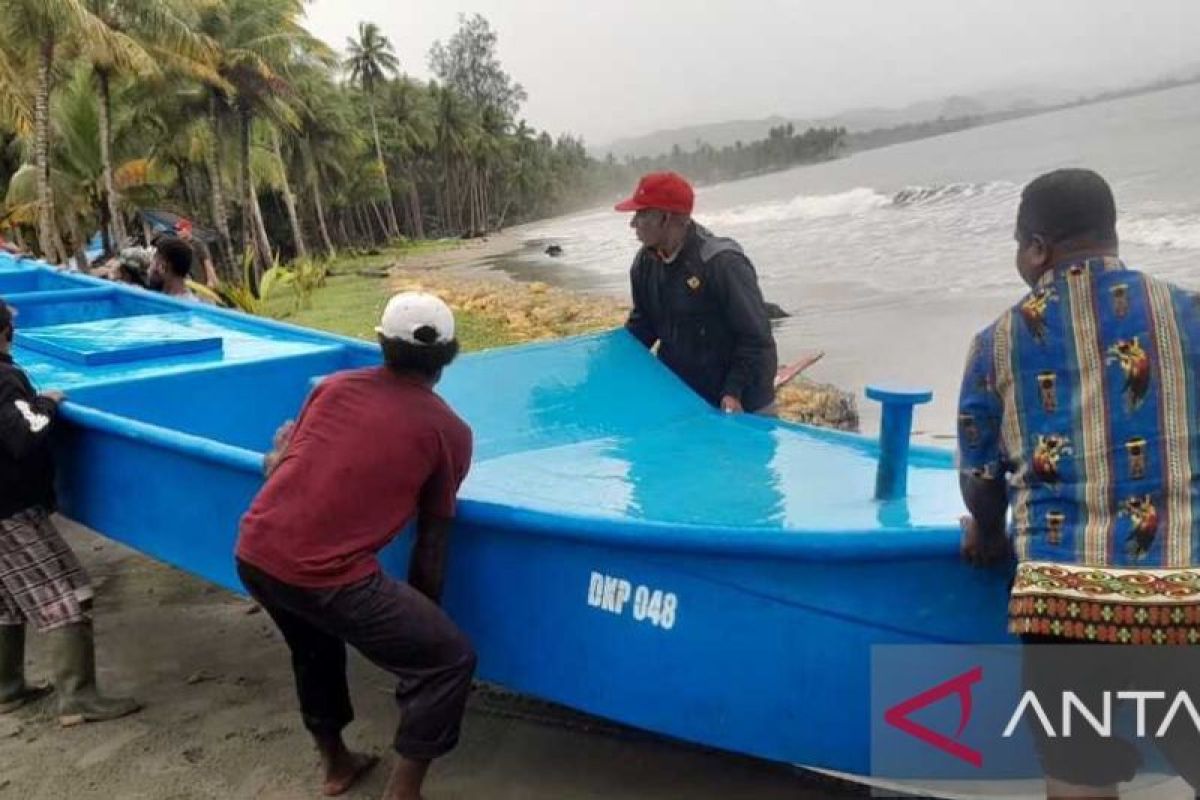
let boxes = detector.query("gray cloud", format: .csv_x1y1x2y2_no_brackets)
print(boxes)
305,0,1200,147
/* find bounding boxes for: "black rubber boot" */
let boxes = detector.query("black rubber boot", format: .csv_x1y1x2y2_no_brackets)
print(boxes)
0,624,51,713
48,621,140,726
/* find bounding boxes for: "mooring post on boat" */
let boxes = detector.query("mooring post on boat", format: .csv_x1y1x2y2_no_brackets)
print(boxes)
865,385,933,501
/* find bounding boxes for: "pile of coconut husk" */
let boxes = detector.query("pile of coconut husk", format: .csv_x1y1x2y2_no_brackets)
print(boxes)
777,380,860,432
391,268,859,432
391,272,628,341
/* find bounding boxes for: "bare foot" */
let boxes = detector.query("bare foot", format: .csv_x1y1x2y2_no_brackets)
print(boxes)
323,751,379,797
380,756,430,800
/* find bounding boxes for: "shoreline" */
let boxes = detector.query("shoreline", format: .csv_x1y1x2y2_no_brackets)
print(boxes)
382,235,860,431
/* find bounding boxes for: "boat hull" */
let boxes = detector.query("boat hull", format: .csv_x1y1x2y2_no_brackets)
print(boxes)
3,254,1015,776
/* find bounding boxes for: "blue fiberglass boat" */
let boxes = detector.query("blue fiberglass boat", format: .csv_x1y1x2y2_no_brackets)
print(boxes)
0,251,1014,777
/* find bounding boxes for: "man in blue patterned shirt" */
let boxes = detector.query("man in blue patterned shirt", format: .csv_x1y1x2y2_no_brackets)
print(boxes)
958,169,1200,795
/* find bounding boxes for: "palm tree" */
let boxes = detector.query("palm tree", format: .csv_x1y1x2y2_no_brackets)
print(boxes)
344,21,401,239
381,77,433,239
0,49,32,138
6,66,167,267
291,65,360,258
199,0,326,280
429,82,476,235
85,0,221,252
268,123,307,261
0,0,147,262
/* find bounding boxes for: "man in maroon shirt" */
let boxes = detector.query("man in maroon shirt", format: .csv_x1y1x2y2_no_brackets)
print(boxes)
236,292,475,800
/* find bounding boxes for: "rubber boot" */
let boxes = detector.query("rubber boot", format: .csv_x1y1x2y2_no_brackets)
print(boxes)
0,624,51,713
48,621,140,726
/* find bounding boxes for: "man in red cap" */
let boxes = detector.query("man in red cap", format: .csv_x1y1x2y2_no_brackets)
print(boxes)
616,171,778,414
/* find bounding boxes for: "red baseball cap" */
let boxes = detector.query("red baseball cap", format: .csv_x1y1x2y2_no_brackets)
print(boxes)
614,171,694,215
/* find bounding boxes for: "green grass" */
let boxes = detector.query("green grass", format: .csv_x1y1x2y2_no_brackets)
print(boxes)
261,242,518,352
322,239,460,276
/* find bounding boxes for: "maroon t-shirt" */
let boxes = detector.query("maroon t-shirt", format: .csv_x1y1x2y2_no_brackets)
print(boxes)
236,367,473,588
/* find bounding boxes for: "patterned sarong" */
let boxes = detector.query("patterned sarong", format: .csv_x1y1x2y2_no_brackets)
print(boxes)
0,508,91,630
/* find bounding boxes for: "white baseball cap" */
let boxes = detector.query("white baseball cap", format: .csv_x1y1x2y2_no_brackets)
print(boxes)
375,291,455,345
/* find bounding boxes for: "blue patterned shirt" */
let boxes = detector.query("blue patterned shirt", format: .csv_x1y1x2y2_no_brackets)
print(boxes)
958,257,1200,643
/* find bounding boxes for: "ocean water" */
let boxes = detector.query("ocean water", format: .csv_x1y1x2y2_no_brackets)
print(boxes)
483,83,1200,441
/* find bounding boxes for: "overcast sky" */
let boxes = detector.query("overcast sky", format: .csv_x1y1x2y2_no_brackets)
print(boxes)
304,0,1200,147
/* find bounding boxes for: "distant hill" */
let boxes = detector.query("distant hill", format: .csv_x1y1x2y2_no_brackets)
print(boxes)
592,81,1159,160
597,116,793,162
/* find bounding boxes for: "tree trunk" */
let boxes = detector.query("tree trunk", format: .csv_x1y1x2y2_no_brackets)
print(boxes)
400,187,416,237
270,126,308,261
306,156,335,258
366,95,401,239
357,205,375,243
408,183,424,240
239,105,255,271
433,180,446,236
207,95,235,275
250,179,273,274
35,41,63,264
337,214,351,248
474,168,484,234
495,196,513,231
96,68,126,251
98,201,112,256
483,170,494,231
366,205,380,243
455,163,467,232
370,201,389,241
180,162,201,219
68,214,88,272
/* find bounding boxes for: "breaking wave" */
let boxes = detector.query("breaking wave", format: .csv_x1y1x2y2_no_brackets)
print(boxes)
1120,215,1200,251
890,181,1016,206
702,187,891,227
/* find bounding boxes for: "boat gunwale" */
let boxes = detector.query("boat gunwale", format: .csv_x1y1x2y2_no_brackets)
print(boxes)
60,401,263,473
5,286,119,307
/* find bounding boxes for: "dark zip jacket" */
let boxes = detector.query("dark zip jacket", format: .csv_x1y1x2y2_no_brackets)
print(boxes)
625,223,778,411
0,352,59,519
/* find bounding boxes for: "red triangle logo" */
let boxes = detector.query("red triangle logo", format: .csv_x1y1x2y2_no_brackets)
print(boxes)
883,666,984,767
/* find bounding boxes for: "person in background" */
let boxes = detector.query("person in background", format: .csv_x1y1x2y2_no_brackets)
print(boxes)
147,236,200,301
0,234,24,256
0,299,140,725
176,220,220,289
91,248,151,288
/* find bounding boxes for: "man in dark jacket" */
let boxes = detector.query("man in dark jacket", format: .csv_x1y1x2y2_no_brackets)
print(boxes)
617,171,778,414
0,299,139,725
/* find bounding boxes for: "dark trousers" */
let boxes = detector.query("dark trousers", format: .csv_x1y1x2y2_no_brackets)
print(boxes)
237,560,476,760
1021,634,1200,789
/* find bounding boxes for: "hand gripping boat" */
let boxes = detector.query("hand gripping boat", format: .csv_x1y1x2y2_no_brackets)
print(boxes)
0,252,1013,777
